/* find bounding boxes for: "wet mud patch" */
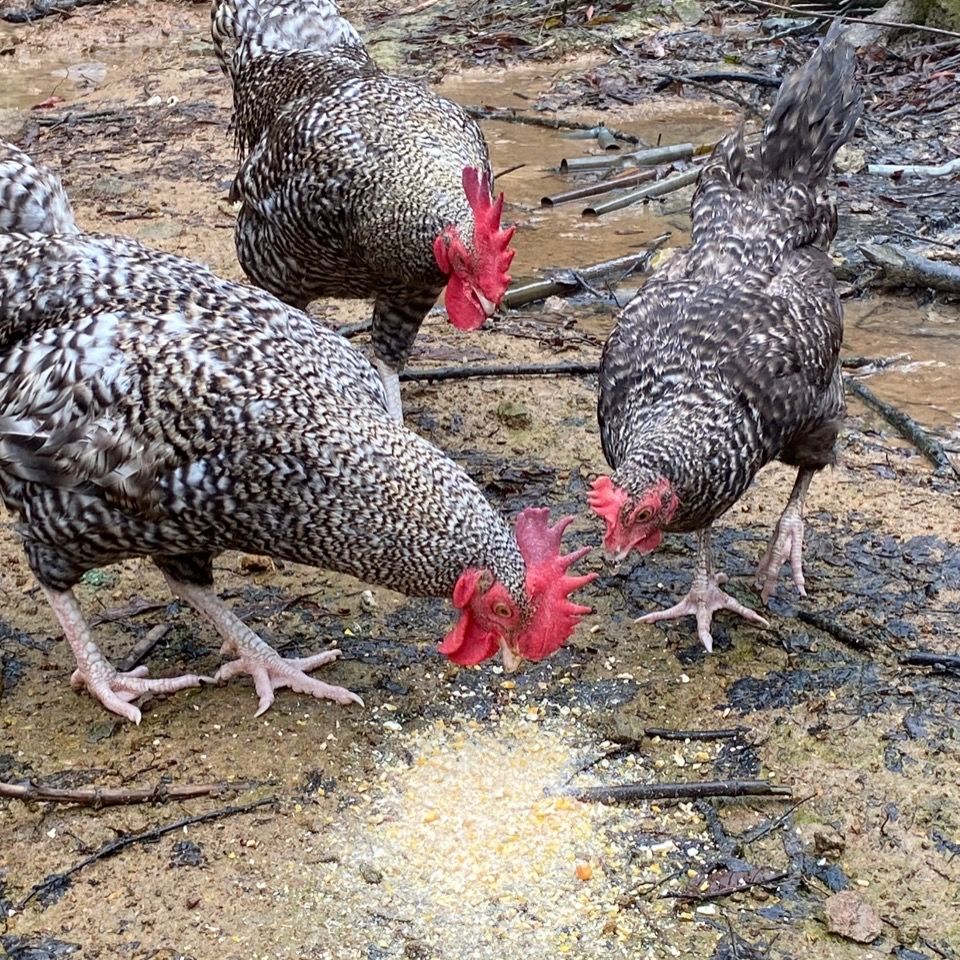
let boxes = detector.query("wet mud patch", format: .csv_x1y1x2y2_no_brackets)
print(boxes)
0,3,959,959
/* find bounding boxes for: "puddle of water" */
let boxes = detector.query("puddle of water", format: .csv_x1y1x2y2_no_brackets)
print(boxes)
439,69,960,437
844,299,960,436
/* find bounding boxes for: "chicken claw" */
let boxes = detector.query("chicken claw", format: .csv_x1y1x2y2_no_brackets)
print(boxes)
44,586,203,724
636,526,768,652
757,467,814,603
756,513,806,603
164,575,363,716
638,571,768,653
216,639,364,717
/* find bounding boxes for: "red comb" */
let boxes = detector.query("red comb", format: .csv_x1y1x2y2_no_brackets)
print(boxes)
513,507,597,661
462,166,516,294
587,475,627,531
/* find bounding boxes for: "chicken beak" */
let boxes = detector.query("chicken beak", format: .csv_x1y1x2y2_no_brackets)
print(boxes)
499,637,524,673
475,290,498,318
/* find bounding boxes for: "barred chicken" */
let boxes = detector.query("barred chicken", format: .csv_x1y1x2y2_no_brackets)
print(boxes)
0,141,593,723
211,0,516,420
589,25,862,650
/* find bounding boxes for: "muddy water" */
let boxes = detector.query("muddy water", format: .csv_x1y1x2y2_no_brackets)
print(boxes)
440,72,960,439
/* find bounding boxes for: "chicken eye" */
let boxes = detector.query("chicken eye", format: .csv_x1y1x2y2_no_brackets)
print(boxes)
493,601,513,619
633,508,653,524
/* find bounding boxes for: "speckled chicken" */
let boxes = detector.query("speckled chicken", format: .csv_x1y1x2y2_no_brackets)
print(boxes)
589,25,862,650
211,0,516,420
0,141,593,723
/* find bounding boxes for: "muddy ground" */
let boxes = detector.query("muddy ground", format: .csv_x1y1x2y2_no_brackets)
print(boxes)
0,2,959,959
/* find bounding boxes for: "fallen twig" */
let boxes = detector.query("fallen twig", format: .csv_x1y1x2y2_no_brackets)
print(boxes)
504,236,670,308
653,71,781,91
562,779,793,804
901,651,960,670
797,608,876,652
584,168,699,217
637,727,745,741
859,243,960,294
867,157,960,178
666,866,788,901
844,376,957,476
740,0,960,38
15,797,276,911
841,353,909,370
463,105,645,146
401,361,599,383
1,0,110,22
560,142,702,173
736,793,817,848
336,319,373,338
493,162,525,181
0,779,233,809
541,168,657,207
117,623,172,673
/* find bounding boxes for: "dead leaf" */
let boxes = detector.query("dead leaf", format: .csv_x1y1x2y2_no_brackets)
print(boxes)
824,891,882,944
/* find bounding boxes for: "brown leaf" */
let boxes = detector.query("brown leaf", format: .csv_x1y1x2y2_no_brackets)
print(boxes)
824,891,882,944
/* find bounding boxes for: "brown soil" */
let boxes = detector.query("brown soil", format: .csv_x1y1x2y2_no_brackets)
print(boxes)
0,4,958,960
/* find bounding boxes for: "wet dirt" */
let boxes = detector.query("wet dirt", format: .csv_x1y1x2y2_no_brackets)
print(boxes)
0,4,959,960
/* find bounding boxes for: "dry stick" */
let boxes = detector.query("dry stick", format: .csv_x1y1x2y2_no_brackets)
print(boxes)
1,0,111,23
541,168,657,207
493,162,526,181
503,237,671,309
739,0,960,38
15,797,276,911
654,71,782,90
406,357,902,385
901,651,960,670
462,105,645,146
584,168,700,217
797,608,876,652
566,779,793,804
868,157,960,177
640,727,745,741
337,319,373,338
664,868,789,901
841,353,908,370
401,361,599,383
859,243,960,294
560,142,700,173
844,376,957,476
117,622,172,673
0,780,233,809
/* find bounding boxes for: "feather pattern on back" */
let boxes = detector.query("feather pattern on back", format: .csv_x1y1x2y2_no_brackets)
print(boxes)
215,0,496,374
0,140,529,608
598,25,862,531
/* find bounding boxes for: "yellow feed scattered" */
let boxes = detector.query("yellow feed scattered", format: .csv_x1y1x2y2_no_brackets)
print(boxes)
274,704,719,959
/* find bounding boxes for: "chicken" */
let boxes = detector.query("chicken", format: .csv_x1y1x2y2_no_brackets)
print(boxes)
0,140,594,723
588,24,862,651
211,0,517,420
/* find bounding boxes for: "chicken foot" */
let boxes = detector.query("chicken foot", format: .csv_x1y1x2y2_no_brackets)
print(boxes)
637,527,768,652
163,575,364,716
756,468,813,603
43,586,204,724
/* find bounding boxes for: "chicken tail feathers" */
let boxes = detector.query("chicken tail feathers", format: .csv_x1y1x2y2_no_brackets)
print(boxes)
211,0,366,83
0,139,78,236
761,21,863,185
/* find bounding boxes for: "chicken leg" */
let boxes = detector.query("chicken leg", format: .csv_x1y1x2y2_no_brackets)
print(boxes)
756,468,814,603
637,528,769,652
373,358,403,421
163,574,363,716
43,586,203,724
